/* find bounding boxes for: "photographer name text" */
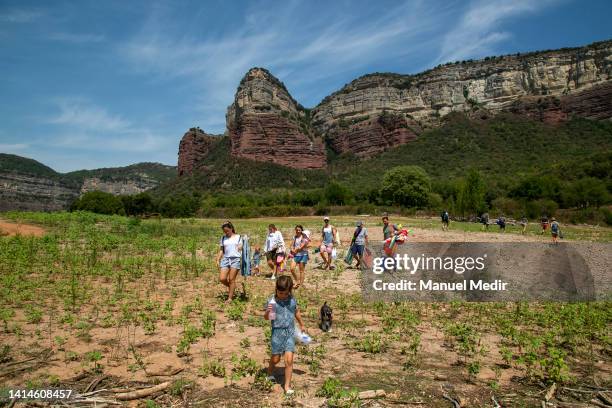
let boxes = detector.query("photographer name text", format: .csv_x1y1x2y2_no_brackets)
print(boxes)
372,279,508,291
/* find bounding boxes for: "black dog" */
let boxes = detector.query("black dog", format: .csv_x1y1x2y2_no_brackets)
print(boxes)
319,302,333,332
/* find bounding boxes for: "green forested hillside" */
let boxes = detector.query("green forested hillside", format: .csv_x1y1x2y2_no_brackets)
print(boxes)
0,153,64,180
155,113,612,195
330,113,612,189
65,162,177,184
0,154,176,187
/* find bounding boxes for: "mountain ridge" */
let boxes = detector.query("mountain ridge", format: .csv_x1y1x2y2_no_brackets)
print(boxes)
0,153,176,211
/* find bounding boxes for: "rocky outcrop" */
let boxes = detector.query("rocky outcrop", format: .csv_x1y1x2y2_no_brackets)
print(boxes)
0,172,79,211
327,111,421,157
226,68,326,169
80,176,161,195
0,154,176,211
508,82,612,123
312,40,612,156
178,127,219,176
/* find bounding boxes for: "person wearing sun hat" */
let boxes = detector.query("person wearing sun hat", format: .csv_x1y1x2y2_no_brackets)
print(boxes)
319,216,337,270
550,217,561,243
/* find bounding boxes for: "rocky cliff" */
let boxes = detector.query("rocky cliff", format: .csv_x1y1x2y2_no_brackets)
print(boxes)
312,40,612,156
226,68,326,169
0,172,79,212
178,127,220,176
0,154,176,211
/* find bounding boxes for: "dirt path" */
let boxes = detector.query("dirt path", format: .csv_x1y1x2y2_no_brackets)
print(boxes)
0,218,46,237
337,225,548,244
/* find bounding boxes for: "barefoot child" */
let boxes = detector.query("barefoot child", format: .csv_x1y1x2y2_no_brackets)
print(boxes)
264,276,305,395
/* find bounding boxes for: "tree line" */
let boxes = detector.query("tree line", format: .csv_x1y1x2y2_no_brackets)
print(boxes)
69,165,612,225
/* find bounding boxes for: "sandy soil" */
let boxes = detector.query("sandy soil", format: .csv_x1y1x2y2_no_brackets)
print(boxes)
0,219,46,237
0,219,610,407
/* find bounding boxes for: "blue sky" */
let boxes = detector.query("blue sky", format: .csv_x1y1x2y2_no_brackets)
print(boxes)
1,0,610,172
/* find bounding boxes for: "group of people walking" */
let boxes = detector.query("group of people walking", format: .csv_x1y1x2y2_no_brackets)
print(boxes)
215,216,358,303
214,211,564,395
443,210,562,240
214,216,366,395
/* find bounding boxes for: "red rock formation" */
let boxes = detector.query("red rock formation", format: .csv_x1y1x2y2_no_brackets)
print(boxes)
226,68,326,169
562,82,612,120
507,82,612,124
178,128,218,176
328,113,420,157
229,113,326,169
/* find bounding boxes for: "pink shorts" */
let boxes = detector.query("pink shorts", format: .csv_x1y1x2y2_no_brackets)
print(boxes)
319,243,333,254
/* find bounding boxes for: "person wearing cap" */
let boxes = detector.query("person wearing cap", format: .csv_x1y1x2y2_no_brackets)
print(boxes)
319,216,337,270
550,217,561,243
350,221,368,268
289,225,310,289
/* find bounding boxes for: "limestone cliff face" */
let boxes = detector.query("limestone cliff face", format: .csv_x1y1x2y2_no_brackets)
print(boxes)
312,40,611,156
226,68,326,169
178,127,219,176
80,177,161,195
0,173,79,211
0,154,176,211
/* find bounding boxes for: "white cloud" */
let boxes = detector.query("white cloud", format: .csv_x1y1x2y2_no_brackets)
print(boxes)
0,9,44,23
49,99,130,132
118,0,448,132
46,99,173,153
436,0,563,64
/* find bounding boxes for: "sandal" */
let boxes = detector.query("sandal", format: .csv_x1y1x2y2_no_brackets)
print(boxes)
285,389,295,396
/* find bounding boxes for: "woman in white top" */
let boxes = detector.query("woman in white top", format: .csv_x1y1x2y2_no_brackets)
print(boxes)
265,224,285,280
216,221,242,302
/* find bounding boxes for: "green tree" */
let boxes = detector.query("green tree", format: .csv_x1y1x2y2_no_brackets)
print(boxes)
526,199,558,219
71,191,125,215
565,178,610,209
511,175,561,202
324,181,352,205
121,193,154,216
379,165,431,208
457,170,487,217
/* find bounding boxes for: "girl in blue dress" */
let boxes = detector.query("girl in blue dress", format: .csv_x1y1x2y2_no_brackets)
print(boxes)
264,275,305,395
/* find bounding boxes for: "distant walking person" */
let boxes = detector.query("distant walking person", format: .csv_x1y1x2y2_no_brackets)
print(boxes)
319,216,337,270
216,221,242,303
289,225,310,289
497,215,506,232
441,210,450,231
481,212,490,231
265,224,285,280
350,221,368,268
540,216,549,235
550,218,561,243
519,217,528,234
